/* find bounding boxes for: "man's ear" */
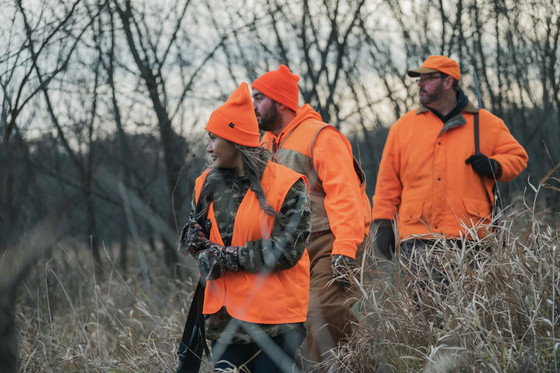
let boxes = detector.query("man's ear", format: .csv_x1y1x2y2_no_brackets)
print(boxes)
443,77,455,90
276,102,296,115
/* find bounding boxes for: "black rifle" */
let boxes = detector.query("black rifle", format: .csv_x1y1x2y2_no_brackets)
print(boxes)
176,191,212,373
176,280,209,373
472,72,502,218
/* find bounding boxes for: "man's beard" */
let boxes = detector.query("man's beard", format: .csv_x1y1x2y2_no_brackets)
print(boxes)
257,104,283,133
419,83,444,106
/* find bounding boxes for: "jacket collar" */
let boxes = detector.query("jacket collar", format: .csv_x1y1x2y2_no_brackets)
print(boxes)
415,94,479,136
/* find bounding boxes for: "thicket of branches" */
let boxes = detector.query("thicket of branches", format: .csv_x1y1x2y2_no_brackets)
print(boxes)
1,0,559,370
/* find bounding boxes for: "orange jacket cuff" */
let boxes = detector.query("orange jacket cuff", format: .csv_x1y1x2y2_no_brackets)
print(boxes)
331,245,357,259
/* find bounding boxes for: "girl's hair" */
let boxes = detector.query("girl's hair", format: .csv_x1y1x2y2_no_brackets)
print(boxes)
238,145,277,217
195,144,277,224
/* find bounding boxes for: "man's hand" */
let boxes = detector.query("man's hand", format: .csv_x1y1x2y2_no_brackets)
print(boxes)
373,219,395,260
178,219,207,257
465,153,502,178
331,254,358,289
197,240,241,282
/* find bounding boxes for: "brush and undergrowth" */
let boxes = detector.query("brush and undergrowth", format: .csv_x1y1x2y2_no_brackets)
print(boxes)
16,171,559,372
322,171,560,372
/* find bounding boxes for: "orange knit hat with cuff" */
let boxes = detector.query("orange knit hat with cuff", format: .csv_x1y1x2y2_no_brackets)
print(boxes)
407,55,461,81
252,65,300,112
205,82,260,147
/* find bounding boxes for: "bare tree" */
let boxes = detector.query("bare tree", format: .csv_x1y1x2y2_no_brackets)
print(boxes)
109,0,214,275
0,1,89,370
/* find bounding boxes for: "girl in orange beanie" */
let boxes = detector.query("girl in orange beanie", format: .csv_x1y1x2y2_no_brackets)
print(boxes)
178,83,311,372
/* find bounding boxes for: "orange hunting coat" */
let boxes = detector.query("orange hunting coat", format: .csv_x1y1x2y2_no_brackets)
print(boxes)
372,102,528,241
195,162,310,324
261,104,371,259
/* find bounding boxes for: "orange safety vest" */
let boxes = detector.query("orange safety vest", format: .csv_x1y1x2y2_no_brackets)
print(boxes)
194,161,310,324
261,104,371,258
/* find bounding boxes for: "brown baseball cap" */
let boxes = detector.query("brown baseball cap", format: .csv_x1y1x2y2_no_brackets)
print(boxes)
407,55,461,81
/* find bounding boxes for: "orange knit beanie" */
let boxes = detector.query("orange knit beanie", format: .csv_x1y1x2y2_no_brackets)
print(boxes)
205,82,260,147
252,65,300,112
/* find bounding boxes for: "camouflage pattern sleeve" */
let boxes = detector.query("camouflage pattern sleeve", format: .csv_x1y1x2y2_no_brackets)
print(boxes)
239,178,311,273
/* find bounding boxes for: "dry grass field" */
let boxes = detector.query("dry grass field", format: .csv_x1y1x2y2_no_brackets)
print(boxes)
16,183,559,372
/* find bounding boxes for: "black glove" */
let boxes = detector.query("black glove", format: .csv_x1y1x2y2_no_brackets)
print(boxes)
373,219,395,260
465,153,502,179
331,254,358,289
197,241,241,282
178,219,207,257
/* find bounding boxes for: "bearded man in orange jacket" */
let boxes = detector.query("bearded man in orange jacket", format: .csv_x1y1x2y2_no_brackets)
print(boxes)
252,65,372,366
372,55,528,264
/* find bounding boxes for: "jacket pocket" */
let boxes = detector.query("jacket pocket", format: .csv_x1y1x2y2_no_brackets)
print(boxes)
400,200,424,221
462,197,491,218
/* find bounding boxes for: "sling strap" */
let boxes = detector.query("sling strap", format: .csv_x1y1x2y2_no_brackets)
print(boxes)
176,280,211,373
472,73,501,220
176,179,213,373
474,110,480,155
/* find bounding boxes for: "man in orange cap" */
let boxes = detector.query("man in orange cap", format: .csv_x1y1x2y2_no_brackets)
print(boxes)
372,55,528,274
252,65,372,367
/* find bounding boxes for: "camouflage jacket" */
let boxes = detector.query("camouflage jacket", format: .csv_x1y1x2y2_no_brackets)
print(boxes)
189,167,311,343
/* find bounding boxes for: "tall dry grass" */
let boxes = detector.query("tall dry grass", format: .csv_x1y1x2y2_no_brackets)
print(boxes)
321,175,560,372
16,171,559,372
15,243,213,372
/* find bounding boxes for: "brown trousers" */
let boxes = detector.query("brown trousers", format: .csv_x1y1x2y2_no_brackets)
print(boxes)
299,231,363,367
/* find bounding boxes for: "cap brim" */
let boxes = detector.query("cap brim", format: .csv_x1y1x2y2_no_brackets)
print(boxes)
407,67,440,77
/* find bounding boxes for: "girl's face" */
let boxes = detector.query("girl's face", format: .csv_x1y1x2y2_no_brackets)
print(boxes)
206,132,244,174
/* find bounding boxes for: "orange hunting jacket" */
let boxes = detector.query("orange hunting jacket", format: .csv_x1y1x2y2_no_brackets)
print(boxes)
261,104,371,259
372,102,528,241
195,161,310,324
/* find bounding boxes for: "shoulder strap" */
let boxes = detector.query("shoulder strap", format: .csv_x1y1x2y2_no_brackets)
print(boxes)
474,111,480,155
473,71,482,155
472,73,500,220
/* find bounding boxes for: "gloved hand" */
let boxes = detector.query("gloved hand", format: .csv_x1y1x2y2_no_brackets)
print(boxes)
373,219,395,260
331,254,358,289
465,153,502,179
178,219,207,257
197,245,221,281
197,241,241,282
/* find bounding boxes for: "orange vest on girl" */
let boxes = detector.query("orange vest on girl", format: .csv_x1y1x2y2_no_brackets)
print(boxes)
194,161,310,324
